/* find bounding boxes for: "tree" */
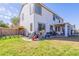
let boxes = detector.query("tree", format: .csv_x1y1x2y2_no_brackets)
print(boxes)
0,20,9,28
11,16,19,26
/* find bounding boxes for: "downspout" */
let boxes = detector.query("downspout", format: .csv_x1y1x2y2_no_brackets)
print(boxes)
33,4,35,33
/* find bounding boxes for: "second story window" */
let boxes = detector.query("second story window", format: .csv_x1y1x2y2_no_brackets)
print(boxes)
38,23,45,31
59,20,60,23
34,4,42,15
53,16,55,21
53,14,58,21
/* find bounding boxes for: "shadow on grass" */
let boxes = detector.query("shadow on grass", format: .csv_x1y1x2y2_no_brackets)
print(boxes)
39,36,79,42
0,35,21,40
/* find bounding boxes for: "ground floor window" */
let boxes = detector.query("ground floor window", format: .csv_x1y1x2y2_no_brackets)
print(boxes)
30,23,32,31
38,23,45,32
50,25,53,31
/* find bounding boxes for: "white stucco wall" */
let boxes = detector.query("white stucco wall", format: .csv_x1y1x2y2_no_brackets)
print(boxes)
34,4,64,33
64,23,73,37
34,6,54,33
20,4,35,35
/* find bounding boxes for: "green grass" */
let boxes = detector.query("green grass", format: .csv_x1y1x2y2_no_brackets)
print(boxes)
0,36,79,56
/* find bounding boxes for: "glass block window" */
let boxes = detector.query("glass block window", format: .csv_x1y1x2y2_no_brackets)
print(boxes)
30,23,32,31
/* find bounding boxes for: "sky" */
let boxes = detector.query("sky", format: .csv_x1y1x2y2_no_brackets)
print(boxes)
0,3,79,29
0,3,21,24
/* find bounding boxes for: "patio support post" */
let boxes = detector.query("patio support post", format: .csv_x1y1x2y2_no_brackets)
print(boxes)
65,24,68,37
60,26,62,33
53,25,55,31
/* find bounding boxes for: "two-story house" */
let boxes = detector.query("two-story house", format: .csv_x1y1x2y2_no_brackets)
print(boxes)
19,3,75,37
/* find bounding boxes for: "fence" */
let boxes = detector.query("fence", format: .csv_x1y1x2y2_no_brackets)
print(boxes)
0,28,25,37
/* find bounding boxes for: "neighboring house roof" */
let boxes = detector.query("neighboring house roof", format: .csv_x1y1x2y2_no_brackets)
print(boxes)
19,3,63,21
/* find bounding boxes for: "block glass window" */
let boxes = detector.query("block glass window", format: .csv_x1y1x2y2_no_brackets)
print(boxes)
34,4,42,15
30,23,32,31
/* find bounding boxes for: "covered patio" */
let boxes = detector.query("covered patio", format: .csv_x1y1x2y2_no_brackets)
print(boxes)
50,23,70,37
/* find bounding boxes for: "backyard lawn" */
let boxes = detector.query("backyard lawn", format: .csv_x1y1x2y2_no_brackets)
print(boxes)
0,36,79,56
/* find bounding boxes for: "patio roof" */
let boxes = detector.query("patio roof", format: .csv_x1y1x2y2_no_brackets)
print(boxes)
52,22,71,27
52,23,65,27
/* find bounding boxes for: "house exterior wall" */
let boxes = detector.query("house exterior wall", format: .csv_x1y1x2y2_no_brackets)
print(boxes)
64,23,75,37
34,5,53,33
19,4,35,35
68,24,72,36
34,4,64,34
19,3,68,36
19,3,75,37
71,25,75,34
